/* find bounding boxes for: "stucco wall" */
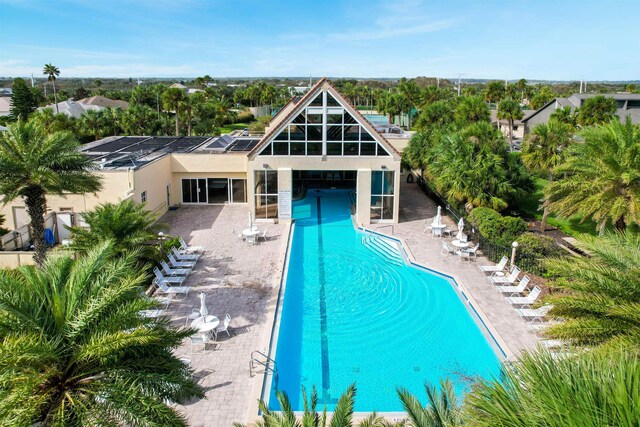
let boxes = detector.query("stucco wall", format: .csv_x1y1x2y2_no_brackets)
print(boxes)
132,156,173,216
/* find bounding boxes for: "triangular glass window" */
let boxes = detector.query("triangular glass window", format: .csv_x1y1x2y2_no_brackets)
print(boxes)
260,143,272,156
376,143,390,156
344,111,357,124
309,93,323,106
327,93,340,106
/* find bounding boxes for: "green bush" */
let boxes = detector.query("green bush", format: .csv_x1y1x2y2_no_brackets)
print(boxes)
516,232,564,275
470,207,527,246
235,110,254,123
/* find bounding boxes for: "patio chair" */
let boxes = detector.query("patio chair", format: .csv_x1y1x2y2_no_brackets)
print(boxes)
168,253,196,269
458,243,480,261
189,333,211,353
214,314,232,339
171,247,200,262
489,266,521,284
153,267,186,285
232,229,244,241
161,260,190,277
515,305,553,323
185,307,202,327
432,227,443,238
258,228,268,242
246,233,257,245
496,275,530,295
423,220,432,233
441,242,455,256
479,256,508,274
155,281,190,299
178,237,205,254
442,227,454,237
507,286,542,307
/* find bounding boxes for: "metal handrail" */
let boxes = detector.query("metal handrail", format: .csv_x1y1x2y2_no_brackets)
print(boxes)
250,350,277,378
373,224,395,235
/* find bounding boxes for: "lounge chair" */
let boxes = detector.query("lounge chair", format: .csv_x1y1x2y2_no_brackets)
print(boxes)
489,266,521,284
155,281,190,299
515,305,553,323
161,260,190,277
507,286,541,306
496,275,530,295
168,253,196,269
152,295,173,308
172,247,200,262
479,256,508,274
178,237,205,254
153,267,186,285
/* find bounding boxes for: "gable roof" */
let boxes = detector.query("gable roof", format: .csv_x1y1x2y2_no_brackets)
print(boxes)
248,78,400,159
78,95,129,109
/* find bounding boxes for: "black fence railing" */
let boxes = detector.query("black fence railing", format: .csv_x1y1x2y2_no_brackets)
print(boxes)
415,177,546,276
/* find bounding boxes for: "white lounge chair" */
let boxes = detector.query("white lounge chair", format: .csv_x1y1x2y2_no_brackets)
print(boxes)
215,314,232,340
496,275,530,295
515,305,553,323
479,256,508,274
161,260,190,277
172,247,200,261
179,237,205,254
152,295,173,308
489,266,521,284
153,267,186,285
507,286,541,307
168,253,196,269
155,281,190,299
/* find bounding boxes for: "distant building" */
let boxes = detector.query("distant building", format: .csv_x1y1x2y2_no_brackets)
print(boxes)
0,97,11,116
0,88,12,97
522,93,640,133
78,95,129,110
39,100,104,118
490,110,535,140
170,83,189,92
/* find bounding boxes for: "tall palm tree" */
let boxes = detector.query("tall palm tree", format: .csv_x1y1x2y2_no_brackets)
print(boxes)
521,121,572,231
162,88,186,136
497,98,523,151
542,231,640,349
396,379,463,427
544,118,640,233
42,63,60,113
0,242,204,426
179,94,197,136
0,121,101,265
398,78,421,130
464,349,640,426
454,96,490,126
68,199,166,264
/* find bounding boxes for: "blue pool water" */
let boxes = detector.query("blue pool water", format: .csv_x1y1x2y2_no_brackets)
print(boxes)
268,189,500,412
362,114,390,125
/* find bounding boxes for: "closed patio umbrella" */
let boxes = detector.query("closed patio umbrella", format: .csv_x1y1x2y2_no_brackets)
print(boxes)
199,292,208,318
433,206,442,226
248,210,253,230
456,217,465,241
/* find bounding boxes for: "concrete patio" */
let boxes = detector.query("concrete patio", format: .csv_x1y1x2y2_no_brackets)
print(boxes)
392,181,539,355
156,205,287,427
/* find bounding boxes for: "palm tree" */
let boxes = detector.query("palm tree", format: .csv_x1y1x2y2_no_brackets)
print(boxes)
179,94,198,136
454,96,490,126
521,121,572,231
68,199,166,263
544,118,640,233
463,349,640,425
396,379,463,427
79,109,106,140
0,242,204,426
162,88,186,136
0,121,101,265
541,231,640,348
398,78,421,130
497,98,523,150
42,63,60,113
121,105,156,135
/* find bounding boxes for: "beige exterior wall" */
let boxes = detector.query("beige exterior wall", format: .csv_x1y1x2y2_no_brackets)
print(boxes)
132,156,173,216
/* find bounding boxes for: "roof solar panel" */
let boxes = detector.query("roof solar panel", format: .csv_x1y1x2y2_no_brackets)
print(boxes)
228,138,260,151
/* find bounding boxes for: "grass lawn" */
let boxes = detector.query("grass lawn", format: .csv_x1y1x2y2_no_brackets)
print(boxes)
514,178,599,237
218,122,251,134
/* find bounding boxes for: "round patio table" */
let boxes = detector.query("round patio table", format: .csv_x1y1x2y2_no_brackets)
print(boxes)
191,315,220,333
242,228,260,238
451,239,470,248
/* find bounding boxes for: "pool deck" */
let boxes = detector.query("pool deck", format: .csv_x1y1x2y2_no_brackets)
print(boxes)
390,181,539,355
157,205,288,427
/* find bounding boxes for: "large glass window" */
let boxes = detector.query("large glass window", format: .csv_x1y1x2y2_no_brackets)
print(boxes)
258,90,391,157
370,171,395,221
255,170,278,219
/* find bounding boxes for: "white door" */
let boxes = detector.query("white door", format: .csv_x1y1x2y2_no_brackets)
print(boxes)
56,212,73,240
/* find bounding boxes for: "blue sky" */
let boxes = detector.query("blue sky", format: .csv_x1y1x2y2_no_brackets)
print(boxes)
1,0,638,80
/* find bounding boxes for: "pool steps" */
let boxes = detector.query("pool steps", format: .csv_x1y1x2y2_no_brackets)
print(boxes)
361,234,405,266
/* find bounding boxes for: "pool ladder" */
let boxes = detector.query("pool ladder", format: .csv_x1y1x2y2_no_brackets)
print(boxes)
250,350,278,384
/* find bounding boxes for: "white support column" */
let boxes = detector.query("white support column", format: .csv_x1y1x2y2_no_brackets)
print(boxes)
392,167,400,223
356,169,372,226
322,89,327,156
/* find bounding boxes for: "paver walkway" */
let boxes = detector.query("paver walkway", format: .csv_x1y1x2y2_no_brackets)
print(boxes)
392,181,539,355
157,205,286,427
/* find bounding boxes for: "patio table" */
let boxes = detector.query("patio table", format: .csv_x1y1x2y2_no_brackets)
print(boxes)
451,239,470,248
191,315,220,333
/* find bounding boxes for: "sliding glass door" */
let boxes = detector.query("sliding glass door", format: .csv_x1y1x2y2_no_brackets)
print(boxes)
181,178,247,204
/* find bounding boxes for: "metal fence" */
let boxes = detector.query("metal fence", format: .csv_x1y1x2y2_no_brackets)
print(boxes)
416,177,546,276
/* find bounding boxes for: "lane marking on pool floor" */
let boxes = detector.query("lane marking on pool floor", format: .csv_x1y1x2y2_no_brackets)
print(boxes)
315,196,332,400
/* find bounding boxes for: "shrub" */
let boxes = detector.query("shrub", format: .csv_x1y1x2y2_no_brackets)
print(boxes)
235,109,254,123
516,232,564,275
469,207,527,247
248,115,271,132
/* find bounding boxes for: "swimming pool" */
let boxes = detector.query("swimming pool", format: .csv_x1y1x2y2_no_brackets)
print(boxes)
267,189,501,412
